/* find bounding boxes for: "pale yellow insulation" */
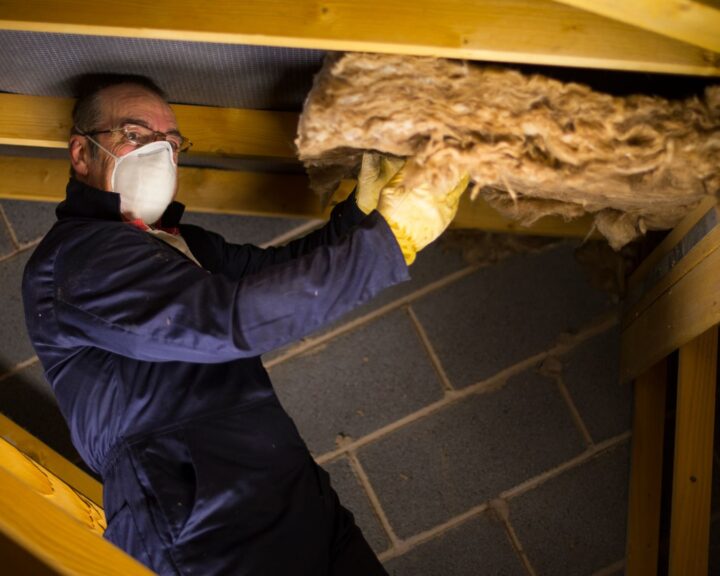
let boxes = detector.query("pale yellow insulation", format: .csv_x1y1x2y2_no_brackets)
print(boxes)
296,53,720,249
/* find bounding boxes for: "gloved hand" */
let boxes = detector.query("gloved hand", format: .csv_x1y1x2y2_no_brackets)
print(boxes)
377,169,470,265
355,152,405,214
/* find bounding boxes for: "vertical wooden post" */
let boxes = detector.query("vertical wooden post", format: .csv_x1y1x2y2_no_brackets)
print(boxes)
669,326,718,576
626,358,668,576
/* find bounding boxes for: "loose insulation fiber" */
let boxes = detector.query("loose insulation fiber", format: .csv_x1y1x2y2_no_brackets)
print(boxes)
296,53,720,249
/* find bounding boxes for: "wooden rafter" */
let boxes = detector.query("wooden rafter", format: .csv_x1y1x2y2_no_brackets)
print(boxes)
0,416,156,574
0,437,105,535
0,414,103,507
0,156,322,217
0,94,298,160
0,464,152,575
0,0,716,76
0,156,595,238
621,197,720,383
552,0,720,53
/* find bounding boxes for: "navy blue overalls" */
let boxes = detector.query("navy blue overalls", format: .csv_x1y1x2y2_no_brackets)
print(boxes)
23,179,408,575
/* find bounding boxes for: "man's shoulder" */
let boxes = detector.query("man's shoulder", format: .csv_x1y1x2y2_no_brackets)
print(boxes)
29,218,157,271
44,217,138,246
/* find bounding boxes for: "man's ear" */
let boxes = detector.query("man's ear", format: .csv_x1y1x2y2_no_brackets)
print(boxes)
69,135,91,176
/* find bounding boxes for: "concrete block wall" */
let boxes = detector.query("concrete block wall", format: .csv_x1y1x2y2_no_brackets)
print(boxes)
267,236,633,576
1,198,718,575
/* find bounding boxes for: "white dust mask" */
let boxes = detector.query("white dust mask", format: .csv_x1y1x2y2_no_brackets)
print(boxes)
91,138,177,225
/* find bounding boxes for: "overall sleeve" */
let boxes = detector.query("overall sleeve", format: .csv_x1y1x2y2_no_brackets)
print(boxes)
49,212,408,364
179,194,367,279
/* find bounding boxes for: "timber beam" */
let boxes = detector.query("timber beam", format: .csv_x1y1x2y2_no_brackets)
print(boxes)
0,414,102,507
0,464,152,575
553,0,720,54
0,155,594,238
0,0,717,76
0,93,299,160
620,196,720,383
0,416,156,574
0,436,105,535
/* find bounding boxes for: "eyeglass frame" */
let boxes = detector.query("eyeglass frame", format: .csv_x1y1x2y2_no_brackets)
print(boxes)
74,122,192,154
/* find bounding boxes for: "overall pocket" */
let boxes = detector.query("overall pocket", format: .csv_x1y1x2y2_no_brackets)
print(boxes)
133,430,198,543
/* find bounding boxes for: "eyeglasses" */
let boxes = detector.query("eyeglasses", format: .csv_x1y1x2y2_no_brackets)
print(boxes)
78,124,192,153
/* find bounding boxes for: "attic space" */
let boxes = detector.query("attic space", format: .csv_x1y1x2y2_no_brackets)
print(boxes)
0,3,719,575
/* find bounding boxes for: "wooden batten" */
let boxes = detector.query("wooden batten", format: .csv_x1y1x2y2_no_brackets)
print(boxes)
0,437,105,535
553,0,720,53
620,198,720,383
0,463,152,575
0,0,717,76
0,93,299,160
0,414,103,508
0,155,595,237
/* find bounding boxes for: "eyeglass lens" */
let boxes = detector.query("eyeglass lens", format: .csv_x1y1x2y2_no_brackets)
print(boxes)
123,125,187,152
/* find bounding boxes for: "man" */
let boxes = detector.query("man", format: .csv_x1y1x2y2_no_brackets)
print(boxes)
22,75,466,575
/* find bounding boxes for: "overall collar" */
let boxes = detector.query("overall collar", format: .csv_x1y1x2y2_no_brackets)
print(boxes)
56,178,185,229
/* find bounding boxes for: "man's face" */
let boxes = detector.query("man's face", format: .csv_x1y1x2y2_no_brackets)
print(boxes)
74,84,180,195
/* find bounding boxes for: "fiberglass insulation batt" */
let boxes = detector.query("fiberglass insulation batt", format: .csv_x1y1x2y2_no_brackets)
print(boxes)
296,53,720,249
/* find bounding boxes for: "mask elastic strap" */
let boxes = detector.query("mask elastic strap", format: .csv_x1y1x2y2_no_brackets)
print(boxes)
80,132,119,160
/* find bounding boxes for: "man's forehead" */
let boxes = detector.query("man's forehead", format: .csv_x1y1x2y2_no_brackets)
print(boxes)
99,84,177,127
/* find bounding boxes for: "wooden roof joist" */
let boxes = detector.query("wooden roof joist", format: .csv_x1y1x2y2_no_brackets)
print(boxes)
0,466,152,575
0,436,105,535
0,94,299,160
553,0,720,54
0,414,103,507
0,156,324,219
0,416,153,574
620,197,720,382
0,156,594,238
0,0,717,76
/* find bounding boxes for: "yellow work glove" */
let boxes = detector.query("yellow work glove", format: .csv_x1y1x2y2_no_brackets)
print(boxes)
355,152,405,215
378,171,470,266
